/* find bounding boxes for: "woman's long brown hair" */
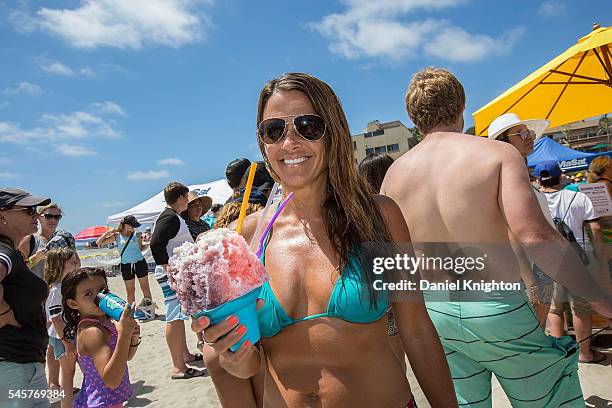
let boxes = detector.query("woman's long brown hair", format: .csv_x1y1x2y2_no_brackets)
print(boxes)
256,72,392,307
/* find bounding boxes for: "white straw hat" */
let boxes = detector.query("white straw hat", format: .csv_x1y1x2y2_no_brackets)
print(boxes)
488,113,550,140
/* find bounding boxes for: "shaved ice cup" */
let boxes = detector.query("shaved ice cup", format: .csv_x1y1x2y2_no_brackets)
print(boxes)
193,287,261,352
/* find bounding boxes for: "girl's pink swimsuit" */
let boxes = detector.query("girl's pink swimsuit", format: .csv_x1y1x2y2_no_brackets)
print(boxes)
74,318,132,408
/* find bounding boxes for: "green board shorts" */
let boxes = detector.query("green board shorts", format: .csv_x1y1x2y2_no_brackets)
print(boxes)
425,290,583,408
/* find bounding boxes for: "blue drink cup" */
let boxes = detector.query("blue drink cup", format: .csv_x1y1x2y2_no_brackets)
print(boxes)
95,292,127,321
193,287,261,352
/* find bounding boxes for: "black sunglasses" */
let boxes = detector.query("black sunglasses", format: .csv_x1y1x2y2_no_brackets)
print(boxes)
43,214,63,220
258,114,326,144
3,206,37,216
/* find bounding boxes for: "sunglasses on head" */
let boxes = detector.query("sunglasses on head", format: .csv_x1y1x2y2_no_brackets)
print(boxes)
43,213,62,220
2,206,37,216
258,114,326,145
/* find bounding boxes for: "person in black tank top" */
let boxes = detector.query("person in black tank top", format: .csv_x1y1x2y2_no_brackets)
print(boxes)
0,188,52,407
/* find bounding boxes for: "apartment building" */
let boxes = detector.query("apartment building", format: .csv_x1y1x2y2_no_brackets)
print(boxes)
352,120,417,163
543,117,610,152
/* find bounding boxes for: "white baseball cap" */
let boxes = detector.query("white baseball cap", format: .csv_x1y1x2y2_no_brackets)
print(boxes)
488,113,550,140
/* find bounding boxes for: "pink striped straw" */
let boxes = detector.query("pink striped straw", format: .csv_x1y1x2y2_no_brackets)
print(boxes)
255,192,294,258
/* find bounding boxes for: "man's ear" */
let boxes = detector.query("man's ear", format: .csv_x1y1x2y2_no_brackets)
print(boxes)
66,299,79,310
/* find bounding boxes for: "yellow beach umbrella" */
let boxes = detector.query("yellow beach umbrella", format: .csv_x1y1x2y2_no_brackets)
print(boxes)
474,24,612,137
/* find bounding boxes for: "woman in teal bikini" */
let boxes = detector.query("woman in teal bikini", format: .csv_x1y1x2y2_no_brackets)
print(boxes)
193,73,457,407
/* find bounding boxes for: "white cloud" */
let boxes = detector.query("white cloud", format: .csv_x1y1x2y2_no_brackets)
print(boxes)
57,144,98,156
39,59,74,76
24,0,213,49
92,101,126,116
0,157,11,165
0,103,122,155
126,170,170,181
0,172,21,179
309,0,523,62
80,67,96,77
3,81,43,95
538,1,566,17
424,27,524,62
40,111,120,140
37,56,96,77
157,157,184,166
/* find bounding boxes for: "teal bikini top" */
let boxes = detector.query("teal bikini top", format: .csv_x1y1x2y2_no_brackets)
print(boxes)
256,234,389,338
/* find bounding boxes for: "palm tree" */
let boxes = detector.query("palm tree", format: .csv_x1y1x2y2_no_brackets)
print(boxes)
597,114,610,135
598,114,611,150
409,127,423,142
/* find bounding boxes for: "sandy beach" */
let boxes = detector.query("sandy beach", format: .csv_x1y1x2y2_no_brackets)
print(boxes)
64,275,611,407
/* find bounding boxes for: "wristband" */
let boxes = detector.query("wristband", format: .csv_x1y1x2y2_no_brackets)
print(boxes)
130,337,142,347
27,257,35,267
0,306,11,316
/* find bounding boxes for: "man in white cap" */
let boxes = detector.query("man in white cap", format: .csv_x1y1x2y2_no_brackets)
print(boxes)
488,113,556,327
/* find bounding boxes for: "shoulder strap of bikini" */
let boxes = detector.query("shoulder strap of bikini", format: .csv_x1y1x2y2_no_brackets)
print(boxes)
77,318,103,329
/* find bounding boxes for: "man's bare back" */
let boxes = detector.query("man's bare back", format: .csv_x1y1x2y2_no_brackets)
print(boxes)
382,131,540,244
382,129,612,316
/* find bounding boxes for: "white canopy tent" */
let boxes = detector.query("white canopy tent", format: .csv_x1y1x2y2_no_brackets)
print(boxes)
107,179,233,225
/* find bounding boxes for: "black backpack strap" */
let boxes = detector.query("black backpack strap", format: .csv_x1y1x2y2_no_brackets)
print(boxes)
119,232,135,260
28,235,36,258
561,192,578,223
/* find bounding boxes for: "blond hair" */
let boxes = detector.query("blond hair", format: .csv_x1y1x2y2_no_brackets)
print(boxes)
405,67,465,135
44,247,76,288
37,202,62,215
587,156,612,183
214,200,264,229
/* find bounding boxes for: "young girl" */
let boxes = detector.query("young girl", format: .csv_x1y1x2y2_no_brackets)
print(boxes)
45,247,80,407
62,267,140,408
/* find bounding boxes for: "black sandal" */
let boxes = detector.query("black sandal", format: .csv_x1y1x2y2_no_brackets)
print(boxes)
171,367,205,380
186,353,203,363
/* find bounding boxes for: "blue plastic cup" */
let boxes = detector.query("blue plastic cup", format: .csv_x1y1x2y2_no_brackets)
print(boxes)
95,291,126,321
193,287,261,352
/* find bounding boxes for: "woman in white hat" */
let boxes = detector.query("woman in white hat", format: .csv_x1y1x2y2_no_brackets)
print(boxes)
180,191,213,241
489,113,554,327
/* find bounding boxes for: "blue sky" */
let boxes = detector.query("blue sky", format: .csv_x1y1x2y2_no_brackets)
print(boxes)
1,0,609,233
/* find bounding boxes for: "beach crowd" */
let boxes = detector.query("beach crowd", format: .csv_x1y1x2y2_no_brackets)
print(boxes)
1,68,611,408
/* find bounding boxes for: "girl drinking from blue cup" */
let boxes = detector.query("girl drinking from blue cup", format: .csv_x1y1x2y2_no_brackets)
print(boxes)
62,267,140,408
44,247,80,407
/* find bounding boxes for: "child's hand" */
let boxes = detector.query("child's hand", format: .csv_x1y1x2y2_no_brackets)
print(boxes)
130,323,141,346
117,303,137,337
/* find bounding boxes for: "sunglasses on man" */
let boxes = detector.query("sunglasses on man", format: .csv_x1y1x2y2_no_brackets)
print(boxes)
43,213,63,220
1,206,38,216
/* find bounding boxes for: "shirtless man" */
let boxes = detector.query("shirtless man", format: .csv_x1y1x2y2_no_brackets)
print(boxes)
381,67,612,407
